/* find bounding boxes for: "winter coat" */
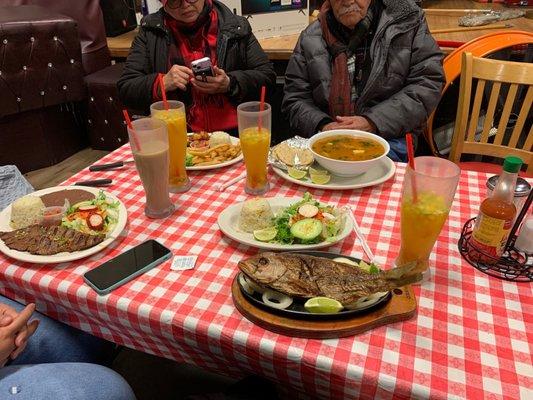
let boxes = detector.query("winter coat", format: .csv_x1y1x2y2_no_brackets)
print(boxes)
117,0,276,113
282,0,445,139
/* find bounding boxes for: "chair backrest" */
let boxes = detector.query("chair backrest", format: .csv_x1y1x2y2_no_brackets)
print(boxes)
424,30,533,157
449,52,533,174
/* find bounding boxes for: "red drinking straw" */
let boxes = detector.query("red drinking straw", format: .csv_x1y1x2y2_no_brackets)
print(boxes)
405,133,418,203
122,109,142,152
158,74,169,111
258,85,266,133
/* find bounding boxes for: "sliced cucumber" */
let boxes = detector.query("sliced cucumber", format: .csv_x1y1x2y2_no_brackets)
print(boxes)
290,218,323,241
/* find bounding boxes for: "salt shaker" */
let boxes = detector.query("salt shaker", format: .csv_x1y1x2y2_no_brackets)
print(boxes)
515,215,533,254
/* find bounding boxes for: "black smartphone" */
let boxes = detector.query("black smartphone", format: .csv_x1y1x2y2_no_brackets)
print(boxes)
84,240,172,295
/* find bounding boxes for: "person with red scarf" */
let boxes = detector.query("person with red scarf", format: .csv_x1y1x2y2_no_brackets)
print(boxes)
118,0,276,135
282,0,445,161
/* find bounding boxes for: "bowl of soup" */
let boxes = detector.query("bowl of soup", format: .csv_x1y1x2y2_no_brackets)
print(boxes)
308,130,389,177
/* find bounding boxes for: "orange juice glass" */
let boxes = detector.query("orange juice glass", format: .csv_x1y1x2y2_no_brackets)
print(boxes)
396,157,460,274
237,102,271,195
150,100,191,193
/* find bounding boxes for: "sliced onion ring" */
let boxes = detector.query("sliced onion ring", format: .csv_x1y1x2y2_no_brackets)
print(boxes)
262,290,293,310
238,273,254,295
241,274,266,294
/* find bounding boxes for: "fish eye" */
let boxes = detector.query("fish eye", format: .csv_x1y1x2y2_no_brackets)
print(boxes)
258,257,269,265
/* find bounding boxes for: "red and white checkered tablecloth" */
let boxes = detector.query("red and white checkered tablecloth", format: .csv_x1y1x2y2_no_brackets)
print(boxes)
1,144,532,400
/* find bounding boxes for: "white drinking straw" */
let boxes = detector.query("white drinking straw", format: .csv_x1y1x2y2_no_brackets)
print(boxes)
216,171,246,192
345,206,375,263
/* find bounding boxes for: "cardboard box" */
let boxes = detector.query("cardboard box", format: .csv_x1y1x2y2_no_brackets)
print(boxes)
220,1,310,39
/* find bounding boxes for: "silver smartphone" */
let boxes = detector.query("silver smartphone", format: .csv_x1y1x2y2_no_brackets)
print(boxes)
83,240,172,295
190,57,214,82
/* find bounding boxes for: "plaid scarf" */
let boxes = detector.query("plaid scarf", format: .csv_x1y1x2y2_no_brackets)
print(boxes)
319,1,378,118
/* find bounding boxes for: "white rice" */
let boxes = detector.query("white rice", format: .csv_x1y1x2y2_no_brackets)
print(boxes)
238,198,274,233
209,131,231,148
10,195,45,229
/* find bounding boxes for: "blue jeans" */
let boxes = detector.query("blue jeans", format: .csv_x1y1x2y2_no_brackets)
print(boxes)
386,137,408,162
0,295,135,400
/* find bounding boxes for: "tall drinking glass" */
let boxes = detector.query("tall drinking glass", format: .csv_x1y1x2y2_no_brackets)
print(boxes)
237,101,271,195
128,118,175,219
150,100,191,193
396,157,460,274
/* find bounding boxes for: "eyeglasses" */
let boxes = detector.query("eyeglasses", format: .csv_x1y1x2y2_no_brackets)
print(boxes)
166,0,199,9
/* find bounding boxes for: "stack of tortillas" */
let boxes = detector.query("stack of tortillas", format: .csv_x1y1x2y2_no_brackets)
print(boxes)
272,141,314,167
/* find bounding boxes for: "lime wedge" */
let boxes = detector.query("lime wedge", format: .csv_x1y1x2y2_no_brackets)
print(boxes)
304,297,343,313
310,173,331,185
287,167,307,180
253,227,278,242
309,167,329,175
358,260,371,272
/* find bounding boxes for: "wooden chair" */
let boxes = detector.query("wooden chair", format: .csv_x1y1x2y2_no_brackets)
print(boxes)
424,30,533,157
449,52,533,176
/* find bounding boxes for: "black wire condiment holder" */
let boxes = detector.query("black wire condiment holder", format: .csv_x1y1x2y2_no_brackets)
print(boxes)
458,189,532,282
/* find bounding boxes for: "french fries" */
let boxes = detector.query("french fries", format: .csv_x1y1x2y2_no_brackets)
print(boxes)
187,143,242,166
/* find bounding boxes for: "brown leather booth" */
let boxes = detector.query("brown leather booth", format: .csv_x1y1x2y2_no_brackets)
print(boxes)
0,6,87,173
0,1,129,173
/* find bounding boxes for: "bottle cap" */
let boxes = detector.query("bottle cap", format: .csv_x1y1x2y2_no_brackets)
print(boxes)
503,156,523,173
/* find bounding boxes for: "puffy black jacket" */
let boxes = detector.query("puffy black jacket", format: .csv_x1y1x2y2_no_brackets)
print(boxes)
282,0,445,139
117,1,276,113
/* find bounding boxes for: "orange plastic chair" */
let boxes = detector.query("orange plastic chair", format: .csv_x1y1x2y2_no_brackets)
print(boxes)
425,31,533,156
449,52,532,176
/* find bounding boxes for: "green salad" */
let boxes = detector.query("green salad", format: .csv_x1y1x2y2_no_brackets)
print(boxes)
62,191,120,236
254,193,345,245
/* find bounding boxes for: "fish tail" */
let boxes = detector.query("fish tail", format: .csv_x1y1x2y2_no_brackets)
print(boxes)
388,273,423,288
384,262,418,280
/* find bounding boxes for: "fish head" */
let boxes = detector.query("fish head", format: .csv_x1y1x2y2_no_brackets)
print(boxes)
238,252,287,284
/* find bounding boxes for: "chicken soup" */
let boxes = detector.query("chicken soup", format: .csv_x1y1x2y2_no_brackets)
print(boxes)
312,135,385,161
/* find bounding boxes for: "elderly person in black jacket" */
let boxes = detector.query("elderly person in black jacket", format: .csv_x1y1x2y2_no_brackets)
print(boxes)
118,0,276,134
282,0,445,161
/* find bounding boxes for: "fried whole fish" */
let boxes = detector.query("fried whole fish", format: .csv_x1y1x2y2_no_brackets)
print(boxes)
238,252,422,306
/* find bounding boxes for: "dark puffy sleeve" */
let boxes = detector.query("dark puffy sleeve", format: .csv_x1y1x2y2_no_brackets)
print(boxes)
117,27,160,112
226,20,276,104
361,14,445,139
282,33,332,137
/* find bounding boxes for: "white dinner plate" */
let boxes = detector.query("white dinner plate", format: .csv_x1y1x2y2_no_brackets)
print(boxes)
273,157,396,190
186,136,243,171
217,197,353,251
0,186,128,264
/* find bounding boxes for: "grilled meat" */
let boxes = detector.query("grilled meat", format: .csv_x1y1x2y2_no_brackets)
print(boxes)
0,225,105,255
238,252,422,306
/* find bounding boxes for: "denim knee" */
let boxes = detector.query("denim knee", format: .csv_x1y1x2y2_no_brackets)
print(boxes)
0,363,135,400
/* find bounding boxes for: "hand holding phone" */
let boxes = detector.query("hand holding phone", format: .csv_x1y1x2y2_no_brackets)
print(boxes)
84,240,172,295
190,65,230,95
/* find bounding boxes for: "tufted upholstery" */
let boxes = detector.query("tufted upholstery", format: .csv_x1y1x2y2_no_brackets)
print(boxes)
0,6,85,119
4,0,112,75
0,5,88,173
85,63,129,150
0,2,129,171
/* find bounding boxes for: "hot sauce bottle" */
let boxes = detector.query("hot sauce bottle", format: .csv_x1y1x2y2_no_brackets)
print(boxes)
469,156,523,262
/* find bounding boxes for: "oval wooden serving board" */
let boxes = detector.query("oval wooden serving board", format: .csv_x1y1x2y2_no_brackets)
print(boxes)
232,276,417,339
